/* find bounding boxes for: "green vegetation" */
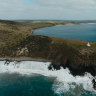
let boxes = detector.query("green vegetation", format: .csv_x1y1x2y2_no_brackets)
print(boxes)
0,20,56,51
0,20,78,51
0,20,96,62
1,20,96,75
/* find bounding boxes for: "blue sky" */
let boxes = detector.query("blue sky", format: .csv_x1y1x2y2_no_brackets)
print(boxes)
0,0,96,20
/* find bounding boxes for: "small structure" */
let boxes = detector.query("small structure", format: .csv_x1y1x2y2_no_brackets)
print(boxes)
87,42,91,47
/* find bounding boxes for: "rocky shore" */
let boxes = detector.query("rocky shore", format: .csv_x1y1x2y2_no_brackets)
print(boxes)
1,20,96,91
0,20,96,77
1,35,96,77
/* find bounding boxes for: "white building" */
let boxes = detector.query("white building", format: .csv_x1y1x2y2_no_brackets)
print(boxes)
87,42,91,47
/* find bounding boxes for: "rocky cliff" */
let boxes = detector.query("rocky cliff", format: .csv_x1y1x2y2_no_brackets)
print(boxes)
1,34,96,76
0,20,96,76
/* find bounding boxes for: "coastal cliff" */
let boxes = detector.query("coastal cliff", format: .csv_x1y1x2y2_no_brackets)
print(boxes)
0,20,96,76
1,34,96,76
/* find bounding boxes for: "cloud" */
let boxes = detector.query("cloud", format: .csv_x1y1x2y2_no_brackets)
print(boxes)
0,0,96,20
33,0,96,8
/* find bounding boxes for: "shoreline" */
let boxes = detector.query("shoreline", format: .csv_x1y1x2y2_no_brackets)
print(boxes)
0,57,52,62
1,22,96,62
32,22,96,35
32,22,82,34
0,21,80,62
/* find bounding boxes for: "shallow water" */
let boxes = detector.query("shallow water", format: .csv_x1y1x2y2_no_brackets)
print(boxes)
34,24,96,42
0,61,96,96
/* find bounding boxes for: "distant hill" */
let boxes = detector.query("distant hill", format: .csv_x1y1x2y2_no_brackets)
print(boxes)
14,20,96,23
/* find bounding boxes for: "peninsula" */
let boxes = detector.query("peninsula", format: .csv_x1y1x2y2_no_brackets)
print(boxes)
0,20,96,76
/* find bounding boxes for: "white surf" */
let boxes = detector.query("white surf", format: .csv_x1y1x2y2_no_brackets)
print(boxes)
0,61,95,95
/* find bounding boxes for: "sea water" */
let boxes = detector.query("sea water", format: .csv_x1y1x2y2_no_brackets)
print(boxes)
0,61,96,96
34,23,96,42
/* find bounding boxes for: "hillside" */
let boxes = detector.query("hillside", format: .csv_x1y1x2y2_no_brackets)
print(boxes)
0,20,96,76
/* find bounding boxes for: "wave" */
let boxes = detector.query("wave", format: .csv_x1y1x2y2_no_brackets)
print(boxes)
0,61,96,95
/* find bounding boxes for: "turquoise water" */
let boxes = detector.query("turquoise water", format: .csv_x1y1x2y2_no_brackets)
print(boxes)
34,24,96,42
0,74,95,96
0,74,56,96
0,61,96,96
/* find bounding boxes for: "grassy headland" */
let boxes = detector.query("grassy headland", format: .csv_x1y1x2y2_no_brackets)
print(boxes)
0,20,96,75
0,20,80,56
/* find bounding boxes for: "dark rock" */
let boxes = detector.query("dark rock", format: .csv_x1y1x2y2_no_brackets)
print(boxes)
92,79,96,90
48,57,96,76
48,62,61,70
4,59,11,65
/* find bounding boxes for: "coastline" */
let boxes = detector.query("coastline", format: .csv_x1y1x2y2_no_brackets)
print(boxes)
32,22,81,34
0,57,52,62
0,21,96,62
0,22,81,62
0,20,96,76
32,22,95,35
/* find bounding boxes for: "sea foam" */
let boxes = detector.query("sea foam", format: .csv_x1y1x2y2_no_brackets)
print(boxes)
0,61,95,95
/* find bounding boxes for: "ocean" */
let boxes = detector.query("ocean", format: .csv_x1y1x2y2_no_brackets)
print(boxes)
0,61,96,96
34,23,96,42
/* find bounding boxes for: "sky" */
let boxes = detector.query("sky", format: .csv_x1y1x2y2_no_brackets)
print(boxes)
0,0,96,20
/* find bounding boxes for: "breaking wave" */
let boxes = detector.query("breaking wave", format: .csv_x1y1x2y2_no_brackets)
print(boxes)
0,61,96,95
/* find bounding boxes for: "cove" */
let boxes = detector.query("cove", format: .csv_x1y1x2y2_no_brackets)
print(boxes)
34,24,96,42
